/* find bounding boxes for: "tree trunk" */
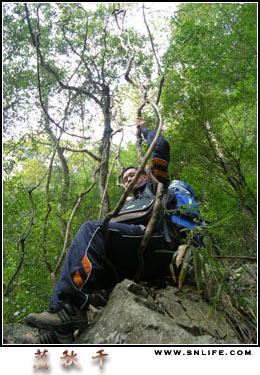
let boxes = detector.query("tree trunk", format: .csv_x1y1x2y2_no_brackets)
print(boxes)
205,120,256,217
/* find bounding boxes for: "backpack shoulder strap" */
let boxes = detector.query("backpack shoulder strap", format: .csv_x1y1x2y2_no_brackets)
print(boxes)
143,183,156,198
161,189,169,208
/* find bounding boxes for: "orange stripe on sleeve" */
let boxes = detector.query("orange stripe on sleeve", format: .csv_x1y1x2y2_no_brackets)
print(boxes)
151,158,168,167
154,170,169,179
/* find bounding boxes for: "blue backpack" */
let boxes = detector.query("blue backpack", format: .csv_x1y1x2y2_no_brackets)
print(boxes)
168,180,201,229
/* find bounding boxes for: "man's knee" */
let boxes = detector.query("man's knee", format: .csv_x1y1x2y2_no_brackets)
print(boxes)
80,220,103,231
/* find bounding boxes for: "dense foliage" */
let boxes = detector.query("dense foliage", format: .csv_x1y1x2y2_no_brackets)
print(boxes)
3,3,257,339
162,3,257,255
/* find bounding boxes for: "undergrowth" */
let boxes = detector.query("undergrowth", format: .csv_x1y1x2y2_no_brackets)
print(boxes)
167,220,257,344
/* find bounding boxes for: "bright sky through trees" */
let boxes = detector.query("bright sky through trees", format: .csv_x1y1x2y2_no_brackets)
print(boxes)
3,2,179,146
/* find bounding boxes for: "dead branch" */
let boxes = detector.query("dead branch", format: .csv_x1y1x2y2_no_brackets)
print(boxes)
135,125,145,164
134,99,165,282
101,116,164,285
42,139,61,274
60,147,101,162
115,131,126,189
142,6,165,107
135,181,165,283
213,255,257,262
156,76,165,106
110,8,167,282
4,152,54,296
24,3,99,140
142,4,163,76
52,161,106,284
103,109,165,229
98,129,124,220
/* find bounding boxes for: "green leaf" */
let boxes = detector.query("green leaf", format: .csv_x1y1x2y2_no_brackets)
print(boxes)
199,252,208,281
206,283,222,319
193,250,202,293
207,214,235,229
169,262,177,283
178,246,192,289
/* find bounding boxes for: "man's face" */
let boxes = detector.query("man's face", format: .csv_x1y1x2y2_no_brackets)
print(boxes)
122,168,148,192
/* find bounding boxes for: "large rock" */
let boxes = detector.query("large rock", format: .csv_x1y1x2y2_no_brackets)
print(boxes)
76,279,240,344
3,323,38,344
4,278,245,345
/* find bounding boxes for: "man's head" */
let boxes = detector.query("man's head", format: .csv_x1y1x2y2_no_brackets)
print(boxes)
122,166,148,193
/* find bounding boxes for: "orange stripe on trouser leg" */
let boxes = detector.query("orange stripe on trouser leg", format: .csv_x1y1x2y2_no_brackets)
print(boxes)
82,254,92,276
73,270,84,289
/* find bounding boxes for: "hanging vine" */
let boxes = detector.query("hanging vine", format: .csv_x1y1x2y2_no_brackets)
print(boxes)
101,5,167,282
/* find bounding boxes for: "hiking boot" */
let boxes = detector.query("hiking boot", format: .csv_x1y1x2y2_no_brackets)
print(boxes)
26,301,88,331
18,329,74,344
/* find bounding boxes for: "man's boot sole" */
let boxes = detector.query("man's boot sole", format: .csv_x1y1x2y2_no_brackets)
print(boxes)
26,315,87,332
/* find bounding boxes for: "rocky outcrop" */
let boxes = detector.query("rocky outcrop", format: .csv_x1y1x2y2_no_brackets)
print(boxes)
76,279,240,344
3,323,38,344
6,273,255,345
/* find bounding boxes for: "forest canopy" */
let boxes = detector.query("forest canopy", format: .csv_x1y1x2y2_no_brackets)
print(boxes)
3,3,257,326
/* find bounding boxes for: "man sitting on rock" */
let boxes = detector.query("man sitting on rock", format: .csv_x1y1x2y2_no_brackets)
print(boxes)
24,117,179,344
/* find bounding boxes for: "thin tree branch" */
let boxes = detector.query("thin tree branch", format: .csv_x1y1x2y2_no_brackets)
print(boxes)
53,161,106,282
213,255,256,261
25,2,102,140
4,153,53,296
98,129,124,220
60,147,101,162
110,9,167,282
142,4,162,76
41,141,60,275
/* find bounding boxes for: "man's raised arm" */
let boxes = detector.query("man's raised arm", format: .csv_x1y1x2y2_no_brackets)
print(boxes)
137,117,170,188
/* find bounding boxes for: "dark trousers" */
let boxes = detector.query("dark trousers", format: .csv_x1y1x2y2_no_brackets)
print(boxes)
49,220,177,310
